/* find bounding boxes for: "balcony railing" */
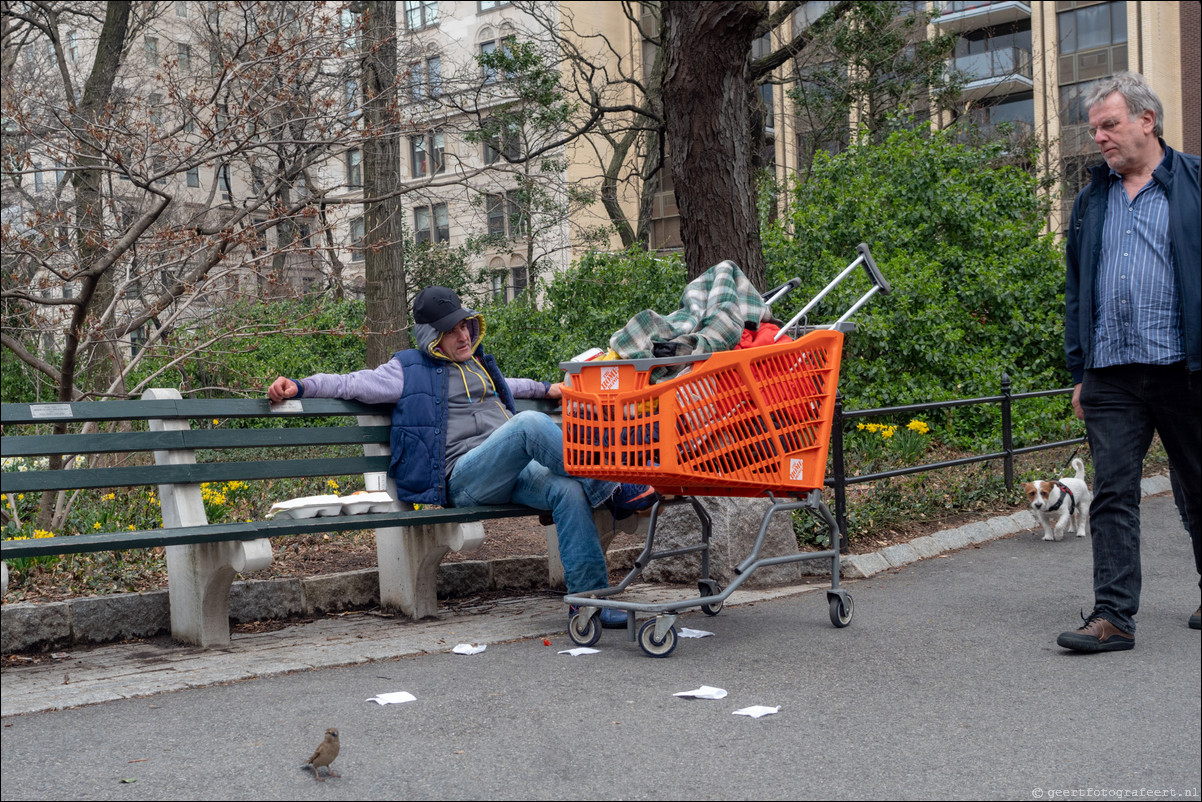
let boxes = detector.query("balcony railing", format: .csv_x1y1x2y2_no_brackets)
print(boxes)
951,46,1032,83
933,1,1032,33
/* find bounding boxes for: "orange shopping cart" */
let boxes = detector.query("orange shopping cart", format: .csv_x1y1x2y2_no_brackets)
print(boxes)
561,244,890,657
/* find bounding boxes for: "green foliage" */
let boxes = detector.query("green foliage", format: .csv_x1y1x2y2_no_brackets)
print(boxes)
125,297,370,398
763,123,1071,449
480,246,686,381
1,339,43,403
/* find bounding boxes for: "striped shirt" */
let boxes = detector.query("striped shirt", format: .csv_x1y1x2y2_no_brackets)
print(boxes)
1092,165,1184,368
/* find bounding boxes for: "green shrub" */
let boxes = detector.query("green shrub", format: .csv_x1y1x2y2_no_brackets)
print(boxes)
762,123,1073,450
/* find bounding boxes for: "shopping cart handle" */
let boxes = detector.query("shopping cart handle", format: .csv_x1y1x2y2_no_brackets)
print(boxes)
856,243,891,295
761,277,803,304
560,352,715,372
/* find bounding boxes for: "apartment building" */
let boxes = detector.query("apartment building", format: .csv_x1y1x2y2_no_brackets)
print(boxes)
927,0,1197,226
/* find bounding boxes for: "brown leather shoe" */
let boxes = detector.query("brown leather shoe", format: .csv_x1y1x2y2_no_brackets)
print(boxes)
1057,615,1134,652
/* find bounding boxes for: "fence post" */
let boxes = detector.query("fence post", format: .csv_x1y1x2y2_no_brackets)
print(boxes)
832,391,848,552
1001,372,1013,492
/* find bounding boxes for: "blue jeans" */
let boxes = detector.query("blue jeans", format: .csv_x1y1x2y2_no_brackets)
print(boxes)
447,411,617,593
1080,364,1202,634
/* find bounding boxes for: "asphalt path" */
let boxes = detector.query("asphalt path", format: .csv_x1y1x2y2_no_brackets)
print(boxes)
1,494,1199,801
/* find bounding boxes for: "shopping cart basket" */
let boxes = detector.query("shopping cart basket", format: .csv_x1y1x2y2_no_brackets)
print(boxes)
560,243,890,657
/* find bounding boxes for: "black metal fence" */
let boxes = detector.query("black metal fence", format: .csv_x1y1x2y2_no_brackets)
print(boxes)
826,374,1086,550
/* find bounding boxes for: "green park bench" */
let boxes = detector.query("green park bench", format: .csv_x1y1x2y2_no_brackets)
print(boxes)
1,389,627,648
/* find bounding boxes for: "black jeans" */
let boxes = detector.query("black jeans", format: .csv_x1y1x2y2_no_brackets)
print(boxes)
1079,363,1201,634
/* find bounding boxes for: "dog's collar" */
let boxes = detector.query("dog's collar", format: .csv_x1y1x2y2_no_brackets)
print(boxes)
1048,482,1076,514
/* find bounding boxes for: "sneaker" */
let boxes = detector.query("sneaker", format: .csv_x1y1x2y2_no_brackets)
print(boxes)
569,604,628,629
1057,613,1134,652
1190,606,1201,631
606,483,659,521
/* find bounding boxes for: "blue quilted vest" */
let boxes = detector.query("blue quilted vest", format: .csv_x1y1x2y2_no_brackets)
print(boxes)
388,348,516,505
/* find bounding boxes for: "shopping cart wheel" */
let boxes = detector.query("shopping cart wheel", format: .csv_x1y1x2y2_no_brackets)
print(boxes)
698,579,724,616
637,618,678,658
828,591,853,628
568,610,602,647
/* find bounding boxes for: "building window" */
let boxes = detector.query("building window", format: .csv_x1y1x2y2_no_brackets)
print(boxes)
1057,1,1128,213
187,166,200,187
485,191,526,239
484,120,521,164
409,56,442,100
1057,1,1127,85
218,163,231,200
177,42,191,72
510,264,527,297
414,203,449,244
404,0,438,30
67,30,78,61
480,37,513,84
350,216,365,261
340,7,360,48
409,132,445,178
33,163,44,192
145,36,158,61
491,263,527,302
250,220,268,255
346,148,362,188
479,1,510,10
1059,1,1127,54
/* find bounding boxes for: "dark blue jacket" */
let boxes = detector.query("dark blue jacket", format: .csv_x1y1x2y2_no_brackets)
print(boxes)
1065,141,1201,384
388,348,516,505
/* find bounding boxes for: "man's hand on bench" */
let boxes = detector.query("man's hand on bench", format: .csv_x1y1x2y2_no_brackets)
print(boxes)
268,376,299,404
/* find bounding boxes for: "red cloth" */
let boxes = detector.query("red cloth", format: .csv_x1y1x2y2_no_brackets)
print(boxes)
737,323,791,349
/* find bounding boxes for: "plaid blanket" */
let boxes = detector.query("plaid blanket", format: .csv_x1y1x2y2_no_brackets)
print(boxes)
608,260,772,381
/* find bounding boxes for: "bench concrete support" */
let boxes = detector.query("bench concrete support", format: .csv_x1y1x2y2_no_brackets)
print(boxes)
357,415,485,619
376,520,485,618
145,389,273,647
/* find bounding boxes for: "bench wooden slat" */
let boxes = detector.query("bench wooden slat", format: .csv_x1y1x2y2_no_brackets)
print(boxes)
0,504,540,559
1,397,393,424
1,425,392,459
2,455,392,493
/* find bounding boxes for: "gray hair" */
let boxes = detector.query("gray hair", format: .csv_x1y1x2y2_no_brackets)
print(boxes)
1085,71,1164,137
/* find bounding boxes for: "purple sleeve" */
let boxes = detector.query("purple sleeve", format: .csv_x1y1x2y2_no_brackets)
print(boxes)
298,358,407,405
506,378,549,399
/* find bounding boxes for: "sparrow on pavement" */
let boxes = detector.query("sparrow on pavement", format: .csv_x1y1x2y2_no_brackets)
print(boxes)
305,728,340,781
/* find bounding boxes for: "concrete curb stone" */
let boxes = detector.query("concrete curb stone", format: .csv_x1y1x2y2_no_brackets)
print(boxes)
880,542,921,568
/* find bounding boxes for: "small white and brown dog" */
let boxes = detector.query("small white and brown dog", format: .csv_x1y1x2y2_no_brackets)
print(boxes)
1024,457,1092,541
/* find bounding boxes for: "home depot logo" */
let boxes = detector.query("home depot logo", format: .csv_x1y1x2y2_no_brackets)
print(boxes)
600,366,620,391
789,457,805,481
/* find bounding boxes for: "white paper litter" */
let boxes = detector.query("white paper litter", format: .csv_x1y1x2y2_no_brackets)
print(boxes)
733,705,780,718
452,643,486,655
678,628,714,638
558,647,600,656
366,691,416,705
673,685,728,700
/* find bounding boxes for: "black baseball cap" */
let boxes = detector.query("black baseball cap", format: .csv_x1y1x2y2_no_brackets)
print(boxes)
412,286,473,333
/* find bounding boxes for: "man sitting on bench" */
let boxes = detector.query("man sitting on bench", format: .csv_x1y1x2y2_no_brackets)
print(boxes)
267,286,657,627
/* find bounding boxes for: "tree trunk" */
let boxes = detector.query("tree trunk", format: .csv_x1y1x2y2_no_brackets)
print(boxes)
661,1,766,287
360,1,408,367
68,1,133,401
